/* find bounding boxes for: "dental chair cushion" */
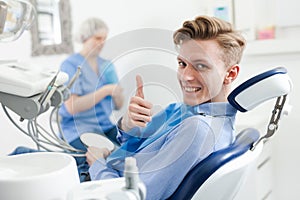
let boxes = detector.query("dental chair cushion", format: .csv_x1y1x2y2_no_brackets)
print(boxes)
167,128,260,200
228,67,291,112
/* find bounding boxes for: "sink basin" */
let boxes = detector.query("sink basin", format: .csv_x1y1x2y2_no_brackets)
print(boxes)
67,178,126,200
0,152,80,200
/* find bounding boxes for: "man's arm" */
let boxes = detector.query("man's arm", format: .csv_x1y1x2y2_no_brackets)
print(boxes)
138,117,214,200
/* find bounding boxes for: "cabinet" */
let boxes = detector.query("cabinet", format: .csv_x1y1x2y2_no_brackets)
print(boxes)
244,39,300,56
256,140,274,200
234,107,274,200
232,0,300,57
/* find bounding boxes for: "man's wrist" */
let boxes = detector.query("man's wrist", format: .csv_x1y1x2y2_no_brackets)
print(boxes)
118,116,132,132
117,117,124,130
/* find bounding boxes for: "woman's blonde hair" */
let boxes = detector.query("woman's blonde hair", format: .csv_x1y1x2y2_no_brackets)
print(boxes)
75,17,108,43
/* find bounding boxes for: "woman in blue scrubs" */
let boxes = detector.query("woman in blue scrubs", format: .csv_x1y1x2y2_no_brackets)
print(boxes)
59,18,124,151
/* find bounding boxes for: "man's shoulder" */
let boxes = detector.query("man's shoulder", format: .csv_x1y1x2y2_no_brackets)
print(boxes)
165,102,182,111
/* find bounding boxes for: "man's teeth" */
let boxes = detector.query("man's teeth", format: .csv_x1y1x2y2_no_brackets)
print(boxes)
184,87,201,92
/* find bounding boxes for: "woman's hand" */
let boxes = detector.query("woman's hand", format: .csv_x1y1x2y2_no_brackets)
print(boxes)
65,84,123,114
120,75,153,132
102,84,124,107
85,146,111,166
112,85,124,109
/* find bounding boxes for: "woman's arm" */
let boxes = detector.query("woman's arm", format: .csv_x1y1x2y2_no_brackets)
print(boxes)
111,85,124,110
103,62,124,110
64,84,118,115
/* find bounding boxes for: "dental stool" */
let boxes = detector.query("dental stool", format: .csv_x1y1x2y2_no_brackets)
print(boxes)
168,67,292,200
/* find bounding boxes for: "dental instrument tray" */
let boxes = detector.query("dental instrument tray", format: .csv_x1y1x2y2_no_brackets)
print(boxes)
0,61,68,97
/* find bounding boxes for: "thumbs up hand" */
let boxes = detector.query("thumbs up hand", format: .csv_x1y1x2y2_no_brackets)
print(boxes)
120,75,153,132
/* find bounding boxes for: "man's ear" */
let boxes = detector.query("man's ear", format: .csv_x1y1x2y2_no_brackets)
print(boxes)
224,65,239,84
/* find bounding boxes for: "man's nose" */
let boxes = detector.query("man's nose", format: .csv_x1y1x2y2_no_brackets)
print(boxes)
181,65,196,81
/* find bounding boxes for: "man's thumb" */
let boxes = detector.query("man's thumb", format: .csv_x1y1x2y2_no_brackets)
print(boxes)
135,75,144,99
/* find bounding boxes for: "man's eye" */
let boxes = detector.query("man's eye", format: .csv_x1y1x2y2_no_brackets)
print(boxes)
194,64,207,70
178,61,187,67
95,36,104,40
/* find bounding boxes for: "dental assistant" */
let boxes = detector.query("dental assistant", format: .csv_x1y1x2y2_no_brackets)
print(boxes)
85,15,246,200
59,17,124,150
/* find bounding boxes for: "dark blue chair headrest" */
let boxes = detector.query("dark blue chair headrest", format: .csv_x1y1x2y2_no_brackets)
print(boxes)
167,128,260,200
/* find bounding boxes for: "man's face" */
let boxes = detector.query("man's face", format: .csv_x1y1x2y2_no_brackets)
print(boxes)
177,39,229,106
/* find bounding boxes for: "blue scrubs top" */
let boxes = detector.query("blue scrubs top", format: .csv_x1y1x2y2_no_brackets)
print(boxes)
59,53,118,143
89,102,237,200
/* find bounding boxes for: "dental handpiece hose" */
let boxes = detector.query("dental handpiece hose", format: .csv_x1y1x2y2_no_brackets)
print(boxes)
124,157,139,190
67,66,81,89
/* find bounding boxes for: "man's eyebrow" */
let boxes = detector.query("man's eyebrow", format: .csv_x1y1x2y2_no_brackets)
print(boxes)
177,55,192,61
177,55,183,60
191,59,209,63
177,56,209,63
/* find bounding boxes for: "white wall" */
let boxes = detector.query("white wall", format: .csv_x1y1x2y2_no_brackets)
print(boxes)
0,0,299,199
70,0,205,39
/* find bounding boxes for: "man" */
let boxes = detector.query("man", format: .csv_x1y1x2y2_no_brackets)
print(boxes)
86,15,246,200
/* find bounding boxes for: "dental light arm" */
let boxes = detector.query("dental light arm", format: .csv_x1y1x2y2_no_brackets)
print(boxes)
228,67,293,149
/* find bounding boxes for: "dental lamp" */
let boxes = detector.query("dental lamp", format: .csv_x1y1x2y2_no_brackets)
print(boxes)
0,0,35,42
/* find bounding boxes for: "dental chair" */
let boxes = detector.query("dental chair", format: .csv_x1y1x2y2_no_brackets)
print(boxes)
168,67,292,200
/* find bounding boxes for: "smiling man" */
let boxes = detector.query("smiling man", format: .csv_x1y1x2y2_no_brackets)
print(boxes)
85,15,246,200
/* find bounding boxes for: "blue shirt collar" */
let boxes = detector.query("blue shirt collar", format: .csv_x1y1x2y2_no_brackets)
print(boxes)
185,102,237,117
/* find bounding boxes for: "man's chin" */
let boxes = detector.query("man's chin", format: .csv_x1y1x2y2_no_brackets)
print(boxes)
183,97,210,106
183,99,198,106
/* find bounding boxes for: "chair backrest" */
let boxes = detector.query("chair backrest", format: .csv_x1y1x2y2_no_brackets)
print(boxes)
168,128,262,200
168,67,292,200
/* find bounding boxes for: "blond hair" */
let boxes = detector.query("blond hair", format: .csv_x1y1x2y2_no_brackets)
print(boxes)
76,17,109,43
173,15,246,67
